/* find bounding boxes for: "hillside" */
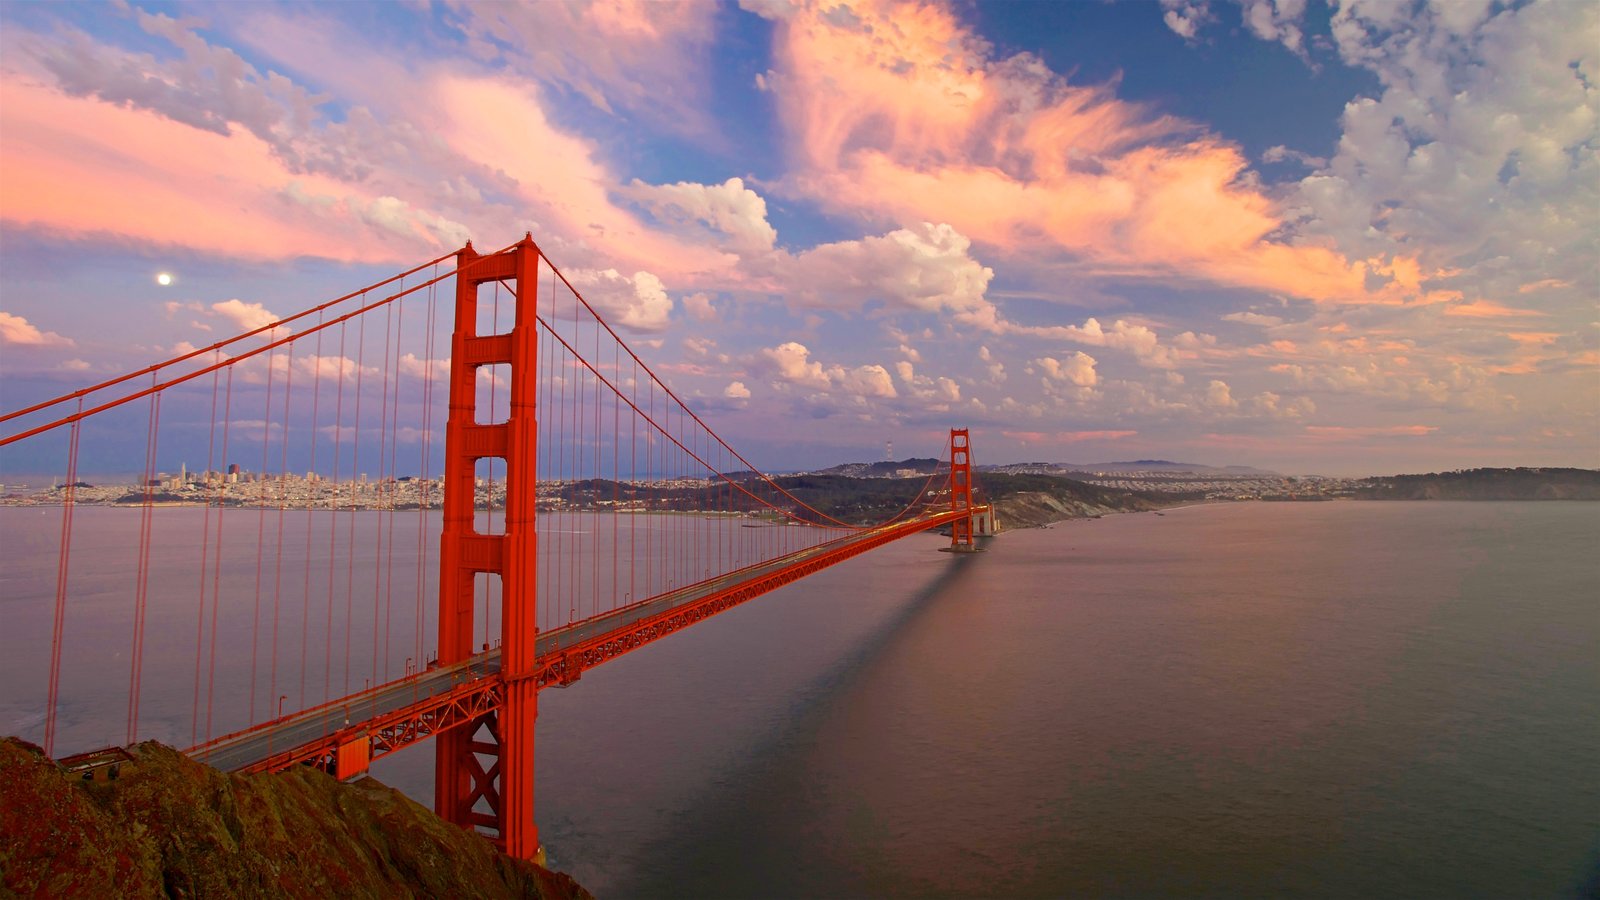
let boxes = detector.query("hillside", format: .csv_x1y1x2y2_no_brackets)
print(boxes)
978,472,1180,527
0,738,590,900
1353,467,1600,500
761,471,1178,527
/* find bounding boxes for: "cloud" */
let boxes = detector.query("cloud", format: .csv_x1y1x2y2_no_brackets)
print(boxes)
1303,425,1439,440
681,292,718,321
1261,144,1326,169
1239,0,1308,56
723,380,751,399
1443,301,1547,319
432,75,731,280
0,76,419,262
759,222,995,317
1159,0,1212,40
756,0,1419,307
1282,0,1599,313
840,365,899,399
1002,429,1138,443
397,353,450,381
562,268,674,332
1205,379,1238,409
0,312,75,347
351,195,472,249
36,7,332,174
444,0,719,131
1248,390,1315,419
623,177,777,255
760,341,897,399
210,299,283,334
1009,316,1182,368
762,341,832,390
1034,352,1098,388
1223,311,1285,327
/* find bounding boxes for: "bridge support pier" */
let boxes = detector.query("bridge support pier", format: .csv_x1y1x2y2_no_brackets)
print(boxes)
435,236,544,863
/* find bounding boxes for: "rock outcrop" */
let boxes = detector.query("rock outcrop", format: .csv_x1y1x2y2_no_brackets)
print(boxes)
0,737,591,899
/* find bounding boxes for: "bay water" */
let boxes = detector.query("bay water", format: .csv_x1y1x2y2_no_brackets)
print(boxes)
3,501,1596,897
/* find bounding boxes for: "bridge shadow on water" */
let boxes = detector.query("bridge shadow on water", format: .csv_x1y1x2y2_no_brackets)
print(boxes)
608,547,989,898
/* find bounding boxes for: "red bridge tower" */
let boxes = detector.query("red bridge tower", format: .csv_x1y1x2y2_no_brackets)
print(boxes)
435,236,544,862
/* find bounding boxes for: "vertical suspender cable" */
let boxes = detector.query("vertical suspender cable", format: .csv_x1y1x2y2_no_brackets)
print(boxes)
43,400,82,757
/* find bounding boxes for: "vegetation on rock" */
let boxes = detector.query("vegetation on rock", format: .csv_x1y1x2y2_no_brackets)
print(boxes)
0,738,591,899
1353,467,1600,500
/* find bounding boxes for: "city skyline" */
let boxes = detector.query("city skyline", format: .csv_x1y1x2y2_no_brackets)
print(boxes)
1,0,1596,476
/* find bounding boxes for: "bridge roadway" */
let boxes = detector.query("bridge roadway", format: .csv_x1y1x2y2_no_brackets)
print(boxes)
190,509,966,773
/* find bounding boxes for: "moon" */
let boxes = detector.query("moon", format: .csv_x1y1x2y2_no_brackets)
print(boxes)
156,272,173,286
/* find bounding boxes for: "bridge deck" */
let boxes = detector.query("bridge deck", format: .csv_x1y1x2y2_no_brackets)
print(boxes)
190,508,972,774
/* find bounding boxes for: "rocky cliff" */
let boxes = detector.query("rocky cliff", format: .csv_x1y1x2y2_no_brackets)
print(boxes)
0,738,591,899
982,473,1171,528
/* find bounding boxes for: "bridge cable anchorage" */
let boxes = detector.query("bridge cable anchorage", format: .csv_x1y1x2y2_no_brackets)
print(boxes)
2,235,978,865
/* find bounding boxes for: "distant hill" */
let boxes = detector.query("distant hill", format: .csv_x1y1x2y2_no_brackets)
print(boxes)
810,457,942,478
760,470,1184,527
1354,467,1600,500
984,460,1279,476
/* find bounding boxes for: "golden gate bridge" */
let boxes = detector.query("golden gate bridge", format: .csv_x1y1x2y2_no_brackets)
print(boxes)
0,235,992,863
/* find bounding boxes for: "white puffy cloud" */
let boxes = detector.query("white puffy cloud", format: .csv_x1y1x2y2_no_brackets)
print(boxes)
1014,317,1181,368
838,364,898,399
1249,390,1315,419
762,341,832,389
562,268,673,332
351,195,471,248
760,341,897,399
769,222,994,316
1240,0,1307,55
623,176,777,255
397,353,450,381
0,311,74,347
1206,379,1238,409
1292,1,1598,310
723,380,751,399
211,299,283,334
1035,352,1099,388
1160,0,1212,40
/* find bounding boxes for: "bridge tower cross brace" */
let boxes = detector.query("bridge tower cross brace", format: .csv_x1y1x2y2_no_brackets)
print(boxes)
435,236,543,862
949,428,975,550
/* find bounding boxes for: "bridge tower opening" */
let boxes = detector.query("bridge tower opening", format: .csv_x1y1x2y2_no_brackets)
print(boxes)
436,236,544,863
947,427,981,552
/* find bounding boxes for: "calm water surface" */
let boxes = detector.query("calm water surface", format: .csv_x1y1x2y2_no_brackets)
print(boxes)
4,501,1597,897
374,501,1600,898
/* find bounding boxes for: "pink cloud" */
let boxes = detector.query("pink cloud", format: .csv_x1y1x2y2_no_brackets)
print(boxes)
0,78,438,263
0,311,74,347
758,0,1443,307
1303,425,1438,439
1001,429,1136,443
432,75,731,282
443,0,719,129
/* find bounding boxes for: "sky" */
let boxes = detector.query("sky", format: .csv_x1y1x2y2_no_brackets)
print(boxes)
0,0,1595,476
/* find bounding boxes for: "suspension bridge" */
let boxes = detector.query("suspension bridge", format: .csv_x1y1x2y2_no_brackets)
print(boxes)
0,235,993,863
